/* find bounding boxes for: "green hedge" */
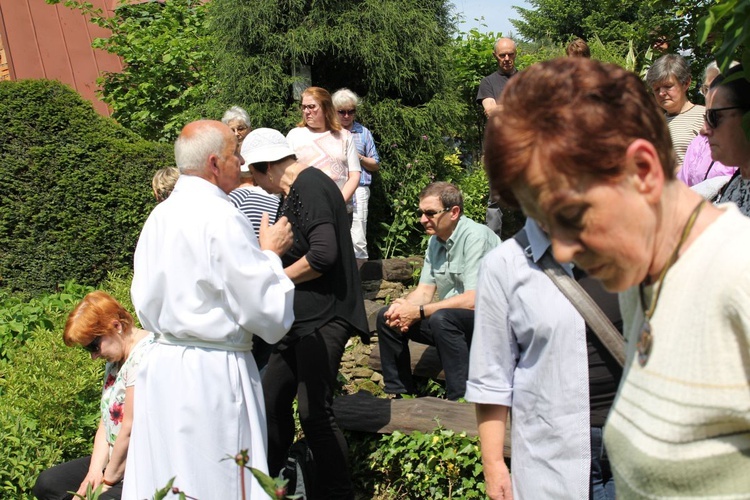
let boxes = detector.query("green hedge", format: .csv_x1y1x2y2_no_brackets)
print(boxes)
0,79,173,294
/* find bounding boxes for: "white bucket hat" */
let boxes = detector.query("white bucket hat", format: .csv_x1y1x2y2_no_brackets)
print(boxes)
240,128,296,172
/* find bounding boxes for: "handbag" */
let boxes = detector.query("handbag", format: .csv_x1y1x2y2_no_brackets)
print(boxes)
514,229,625,367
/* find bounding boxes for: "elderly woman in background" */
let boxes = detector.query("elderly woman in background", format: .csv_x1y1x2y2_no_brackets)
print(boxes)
33,292,154,500
331,88,380,264
221,106,252,145
677,61,738,188
646,54,705,168
484,57,750,498
704,65,750,215
286,87,361,213
243,128,368,499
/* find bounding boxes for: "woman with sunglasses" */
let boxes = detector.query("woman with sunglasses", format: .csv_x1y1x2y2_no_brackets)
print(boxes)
33,291,154,500
286,87,361,214
677,61,738,188
332,88,380,265
704,65,750,215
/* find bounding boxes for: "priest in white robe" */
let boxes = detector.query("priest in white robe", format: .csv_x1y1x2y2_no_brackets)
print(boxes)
123,120,295,499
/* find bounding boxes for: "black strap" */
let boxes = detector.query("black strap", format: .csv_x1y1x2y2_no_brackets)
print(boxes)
703,161,716,181
514,229,625,366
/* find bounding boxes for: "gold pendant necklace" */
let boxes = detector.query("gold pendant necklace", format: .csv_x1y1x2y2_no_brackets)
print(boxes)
637,200,705,366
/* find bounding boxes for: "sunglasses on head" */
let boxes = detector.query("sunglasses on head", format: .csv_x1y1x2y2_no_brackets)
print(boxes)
83,336,101,354
337,109,356,116
417,207,451,218
705,106,744,129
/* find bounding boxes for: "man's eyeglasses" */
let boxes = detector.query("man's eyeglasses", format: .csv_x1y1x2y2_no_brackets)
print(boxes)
704,106,744,129
301,104,319,111
417,207,452,218
337,109,356,117
496,52,516,59
83,336,102,354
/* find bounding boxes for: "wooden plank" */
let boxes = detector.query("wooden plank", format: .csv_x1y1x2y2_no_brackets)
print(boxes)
369,340,445,380
334,392,511,457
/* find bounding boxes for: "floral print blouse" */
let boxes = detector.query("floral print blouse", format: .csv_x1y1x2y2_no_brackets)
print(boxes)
100,333,155,456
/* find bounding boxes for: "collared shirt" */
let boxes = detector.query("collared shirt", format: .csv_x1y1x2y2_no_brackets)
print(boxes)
131,175,295,351
419,215,500,300
466,218,591,499
350,121,380,187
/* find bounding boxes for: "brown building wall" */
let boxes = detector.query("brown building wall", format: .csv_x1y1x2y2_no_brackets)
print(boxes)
0,0,124,116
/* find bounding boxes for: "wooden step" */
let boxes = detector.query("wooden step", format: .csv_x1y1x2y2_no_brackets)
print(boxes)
333,391,511,457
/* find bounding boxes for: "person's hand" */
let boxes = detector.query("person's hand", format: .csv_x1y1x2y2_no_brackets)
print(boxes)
76,470,103,497
385,299,420,332
486,460,513,500
259,214,293,257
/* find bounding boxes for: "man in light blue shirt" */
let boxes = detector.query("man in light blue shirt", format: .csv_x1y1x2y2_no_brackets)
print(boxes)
376,182,500,400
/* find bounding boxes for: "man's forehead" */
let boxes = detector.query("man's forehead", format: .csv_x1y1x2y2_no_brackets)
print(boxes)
419,195,442,207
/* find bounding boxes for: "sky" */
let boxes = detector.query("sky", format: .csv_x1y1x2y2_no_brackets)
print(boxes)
451,0,531,38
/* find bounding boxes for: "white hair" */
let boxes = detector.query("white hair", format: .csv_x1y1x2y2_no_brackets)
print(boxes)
332,88,360,110
221,106,251,127
174,124,227,174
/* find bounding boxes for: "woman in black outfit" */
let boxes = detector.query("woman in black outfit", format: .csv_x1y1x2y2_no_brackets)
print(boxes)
241,128,368,500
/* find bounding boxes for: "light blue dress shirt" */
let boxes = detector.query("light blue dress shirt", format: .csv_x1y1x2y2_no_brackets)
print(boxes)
466,218,591,499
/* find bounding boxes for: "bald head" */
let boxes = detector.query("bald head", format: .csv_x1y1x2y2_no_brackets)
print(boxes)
493,38,517,76
174,120,242,194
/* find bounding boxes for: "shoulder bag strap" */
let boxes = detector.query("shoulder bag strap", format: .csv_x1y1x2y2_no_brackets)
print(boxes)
513,229,626,366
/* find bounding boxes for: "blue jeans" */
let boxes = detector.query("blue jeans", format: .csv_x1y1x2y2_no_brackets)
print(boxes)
590,426,615,500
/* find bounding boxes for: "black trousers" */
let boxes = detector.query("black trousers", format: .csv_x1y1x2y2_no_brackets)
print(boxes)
263,319,353,500
33,456,122,500
376,307,474,400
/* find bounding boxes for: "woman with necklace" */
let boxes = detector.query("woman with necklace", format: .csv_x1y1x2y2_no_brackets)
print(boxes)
242,128,368,499
483,58,750,498
647,54,705,170
33,291,154,499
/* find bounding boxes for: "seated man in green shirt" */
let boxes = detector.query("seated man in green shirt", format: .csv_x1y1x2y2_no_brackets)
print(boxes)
376,182,501,400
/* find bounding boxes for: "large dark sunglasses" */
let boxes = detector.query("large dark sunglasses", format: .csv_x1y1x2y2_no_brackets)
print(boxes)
83,336,102,354
705,106,744,129
417,207,451,218
337,109,356,116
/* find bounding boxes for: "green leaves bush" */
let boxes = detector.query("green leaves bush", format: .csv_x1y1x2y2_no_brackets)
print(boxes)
0,79,172,294
349,427,485,499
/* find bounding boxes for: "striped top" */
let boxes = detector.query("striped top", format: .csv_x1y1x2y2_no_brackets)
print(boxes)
605,204,750,498
228,186,280,238
666,104,705,168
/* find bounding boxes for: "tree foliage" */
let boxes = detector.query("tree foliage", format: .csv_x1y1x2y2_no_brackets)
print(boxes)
46,0,214,142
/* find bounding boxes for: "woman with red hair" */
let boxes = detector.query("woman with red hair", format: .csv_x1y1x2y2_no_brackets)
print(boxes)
33,291,154,500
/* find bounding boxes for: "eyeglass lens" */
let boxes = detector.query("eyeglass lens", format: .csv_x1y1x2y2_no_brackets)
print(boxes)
417,207,450,217
301,104,318,111
337,109,356,116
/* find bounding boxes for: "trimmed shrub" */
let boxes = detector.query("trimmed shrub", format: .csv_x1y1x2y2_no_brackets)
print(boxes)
0,79,173,294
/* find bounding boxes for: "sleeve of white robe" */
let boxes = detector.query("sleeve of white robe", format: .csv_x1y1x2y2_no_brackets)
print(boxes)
131,180,294,348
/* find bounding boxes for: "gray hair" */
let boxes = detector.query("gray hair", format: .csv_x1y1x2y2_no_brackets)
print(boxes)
174,124,227,174
419,182,464,214
646,54,691,87
332,88,360,110
221,106,251,127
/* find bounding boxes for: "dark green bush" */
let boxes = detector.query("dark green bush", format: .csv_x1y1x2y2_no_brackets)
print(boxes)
0,79,173,294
